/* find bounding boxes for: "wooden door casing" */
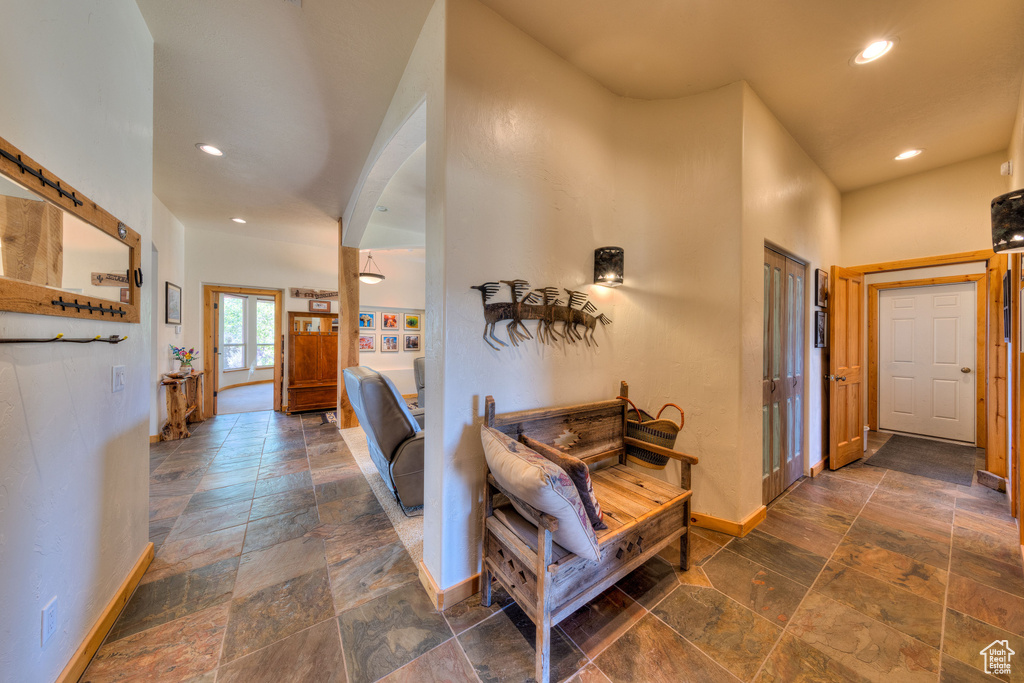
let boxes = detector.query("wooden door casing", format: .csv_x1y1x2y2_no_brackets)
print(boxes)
829,266,864,469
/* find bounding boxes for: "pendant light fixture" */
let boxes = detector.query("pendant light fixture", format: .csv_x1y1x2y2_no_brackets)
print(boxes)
358,252,386,284
992,189,1024,253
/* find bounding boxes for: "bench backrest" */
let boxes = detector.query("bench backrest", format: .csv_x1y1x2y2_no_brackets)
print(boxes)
486,397,626,464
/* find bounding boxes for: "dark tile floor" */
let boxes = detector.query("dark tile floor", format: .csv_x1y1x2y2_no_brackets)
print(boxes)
81,423,1024,682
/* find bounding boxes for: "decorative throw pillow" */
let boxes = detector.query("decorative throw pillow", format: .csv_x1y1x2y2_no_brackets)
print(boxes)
521,435,606,530
480,426,600,561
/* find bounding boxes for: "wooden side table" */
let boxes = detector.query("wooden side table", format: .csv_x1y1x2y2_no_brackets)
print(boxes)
161,371,205,440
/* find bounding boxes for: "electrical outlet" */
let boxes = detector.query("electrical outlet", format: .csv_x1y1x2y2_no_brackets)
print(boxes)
41,597,57,646
112,365,126,393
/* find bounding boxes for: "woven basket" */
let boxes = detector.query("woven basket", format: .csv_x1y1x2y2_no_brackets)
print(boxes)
617,396,684,470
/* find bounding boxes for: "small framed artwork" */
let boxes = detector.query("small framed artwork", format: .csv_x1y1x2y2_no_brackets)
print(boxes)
381,335,399,352
309,300,331,313
359,311,376,329
404,313,421,330
815,269,828,308
814,310,827,348
382,313,399,329
331,318,339,333
119,288,130,304
404,334,421,352
359,334,375,351
165,282,182,325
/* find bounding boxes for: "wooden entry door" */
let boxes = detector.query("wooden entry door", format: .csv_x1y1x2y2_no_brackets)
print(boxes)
829,266,864,469
763,248,806,504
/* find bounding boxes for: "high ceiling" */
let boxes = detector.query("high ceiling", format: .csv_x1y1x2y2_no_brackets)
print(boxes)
139,0,1024,248
479,0,1024,191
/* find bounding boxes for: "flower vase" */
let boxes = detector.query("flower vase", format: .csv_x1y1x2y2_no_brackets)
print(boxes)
179,362,192,375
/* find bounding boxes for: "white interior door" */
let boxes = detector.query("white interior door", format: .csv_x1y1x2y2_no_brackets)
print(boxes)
878,282,976,443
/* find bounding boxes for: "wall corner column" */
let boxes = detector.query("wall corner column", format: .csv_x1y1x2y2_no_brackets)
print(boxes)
337,220,359,428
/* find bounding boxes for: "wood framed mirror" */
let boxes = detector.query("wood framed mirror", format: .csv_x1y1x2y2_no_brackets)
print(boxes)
0,135,141,323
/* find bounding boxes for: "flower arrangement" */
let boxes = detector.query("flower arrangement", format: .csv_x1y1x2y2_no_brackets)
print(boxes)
170,345,198,369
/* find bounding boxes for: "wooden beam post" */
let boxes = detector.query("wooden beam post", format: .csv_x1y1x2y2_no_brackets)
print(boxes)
337,220,359,428
987,254,1008,479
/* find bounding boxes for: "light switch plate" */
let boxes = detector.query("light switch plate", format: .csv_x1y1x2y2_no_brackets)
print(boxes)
175,325,182,334
41,597,57,646
112,365,126,393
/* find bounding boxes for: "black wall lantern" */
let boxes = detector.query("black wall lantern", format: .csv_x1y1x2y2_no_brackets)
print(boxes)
594,246,624,287
992,189,1024,253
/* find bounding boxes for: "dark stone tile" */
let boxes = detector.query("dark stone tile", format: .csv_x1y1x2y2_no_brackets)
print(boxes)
318,489,383,526
702,547,808,625
725,529,826,587
559,588,645,659
315,476,373,505
329,539,419,612
939,653,1006,682
755,632,872,683
253,470,313,498
183,481,256,515
845,517,949,570
147,525,246,583
149,517,176,550
166,500,252,543
195,466,259,492
236,536,327,598
943,609,1024,678
869,487,955,525
565,663,612,683
826,462,887,487
952,525,1022,568
150,475,203,499
458,603,584,683
802,473,875,502
378,637,478,683
443,582,514,635
951,547,1024,598
222,567,334,663
261,435,307,454
831,536,947,603
859,500,953,545
217,618,345,683
784,480,865,515
757,509,844,558
149,493,191,522
947,573,1024,637
322,511,400,565
108,556,238,641
765,494,855,535
615,556,680,608
243,504,321,554
594,612,735,683
787,592,939,682
249,487,317,522
257,457,309,480
652,584,781,680
340,582,454,683
812,561,944,648
205,453,262,474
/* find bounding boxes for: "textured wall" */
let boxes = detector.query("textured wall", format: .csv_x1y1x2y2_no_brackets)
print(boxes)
0,2,154,680
1010,73,1024,193
152,195,187,434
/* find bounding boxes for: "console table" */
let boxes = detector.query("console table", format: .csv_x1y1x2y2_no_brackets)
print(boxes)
161,371,205,440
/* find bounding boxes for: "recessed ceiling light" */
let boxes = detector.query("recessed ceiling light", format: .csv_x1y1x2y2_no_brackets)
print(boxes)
375,205,388,212
894,149,923,161
196,143,223,156
853,39,896,65
231,217,246,224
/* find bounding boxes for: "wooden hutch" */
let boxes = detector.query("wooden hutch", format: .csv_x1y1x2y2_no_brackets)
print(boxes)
286,311,338,413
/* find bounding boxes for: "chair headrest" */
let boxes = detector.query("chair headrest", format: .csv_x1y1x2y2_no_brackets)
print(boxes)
343,366,419,459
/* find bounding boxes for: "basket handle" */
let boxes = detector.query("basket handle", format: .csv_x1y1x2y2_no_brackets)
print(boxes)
615,395,645,423
656,403,684,429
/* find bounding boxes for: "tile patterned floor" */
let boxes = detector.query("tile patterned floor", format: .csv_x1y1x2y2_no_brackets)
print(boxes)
81,423,1024,682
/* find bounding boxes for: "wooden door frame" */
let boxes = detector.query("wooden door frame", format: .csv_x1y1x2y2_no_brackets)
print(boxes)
867,274,986,446
202,285,284,416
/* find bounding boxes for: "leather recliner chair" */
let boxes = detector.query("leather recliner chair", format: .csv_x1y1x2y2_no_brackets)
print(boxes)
413,356,425,410
343,366,424,508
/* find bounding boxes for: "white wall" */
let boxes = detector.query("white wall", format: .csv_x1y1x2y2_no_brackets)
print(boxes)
841,152,1008,265
152,195,186,435
0,2,153,681
1010,72,1024,193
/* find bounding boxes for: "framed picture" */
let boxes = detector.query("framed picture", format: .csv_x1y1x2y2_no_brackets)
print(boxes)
331,318,339,333
815,269,828,308
404,313,421,330
309,300,330,313
359,311,376,329
382,313,399,329
381,334,399,352
404,334,421,352
165,282,182,325
119,287,130,304
359,334,375,351
814,310,827,348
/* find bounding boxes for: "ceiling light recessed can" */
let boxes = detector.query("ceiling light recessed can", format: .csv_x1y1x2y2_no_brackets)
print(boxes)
852,38,896,65
196,143,223,156
894,149,923,161
231,217,246,224
375,206,388,212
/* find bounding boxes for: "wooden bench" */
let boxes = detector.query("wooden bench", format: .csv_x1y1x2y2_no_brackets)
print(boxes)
482,383,697,683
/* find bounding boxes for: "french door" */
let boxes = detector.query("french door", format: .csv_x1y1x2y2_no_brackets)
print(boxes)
763,248,806,504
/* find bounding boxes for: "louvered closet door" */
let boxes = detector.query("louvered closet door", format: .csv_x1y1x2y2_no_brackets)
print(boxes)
763,248,806,504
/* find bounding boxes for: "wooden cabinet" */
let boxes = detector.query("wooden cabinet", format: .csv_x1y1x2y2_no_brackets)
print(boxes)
286,312,338,413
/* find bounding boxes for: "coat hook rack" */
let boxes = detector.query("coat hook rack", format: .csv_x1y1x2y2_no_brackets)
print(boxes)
0,148,84,207
0,334,127,345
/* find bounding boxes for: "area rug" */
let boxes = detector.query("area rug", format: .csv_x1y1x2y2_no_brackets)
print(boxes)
865,434,976,486
339,426,424,565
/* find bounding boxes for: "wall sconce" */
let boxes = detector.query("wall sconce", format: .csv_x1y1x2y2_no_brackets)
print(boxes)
594,246,624,287
992,189,1024,253
358,252,386,284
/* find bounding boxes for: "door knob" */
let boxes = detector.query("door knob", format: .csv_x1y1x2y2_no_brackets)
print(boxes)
961,367,971,373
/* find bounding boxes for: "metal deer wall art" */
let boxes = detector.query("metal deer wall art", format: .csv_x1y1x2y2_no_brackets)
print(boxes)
471,279,612,350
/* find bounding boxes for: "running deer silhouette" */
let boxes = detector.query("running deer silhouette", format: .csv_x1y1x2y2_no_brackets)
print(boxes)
471,280,612,350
